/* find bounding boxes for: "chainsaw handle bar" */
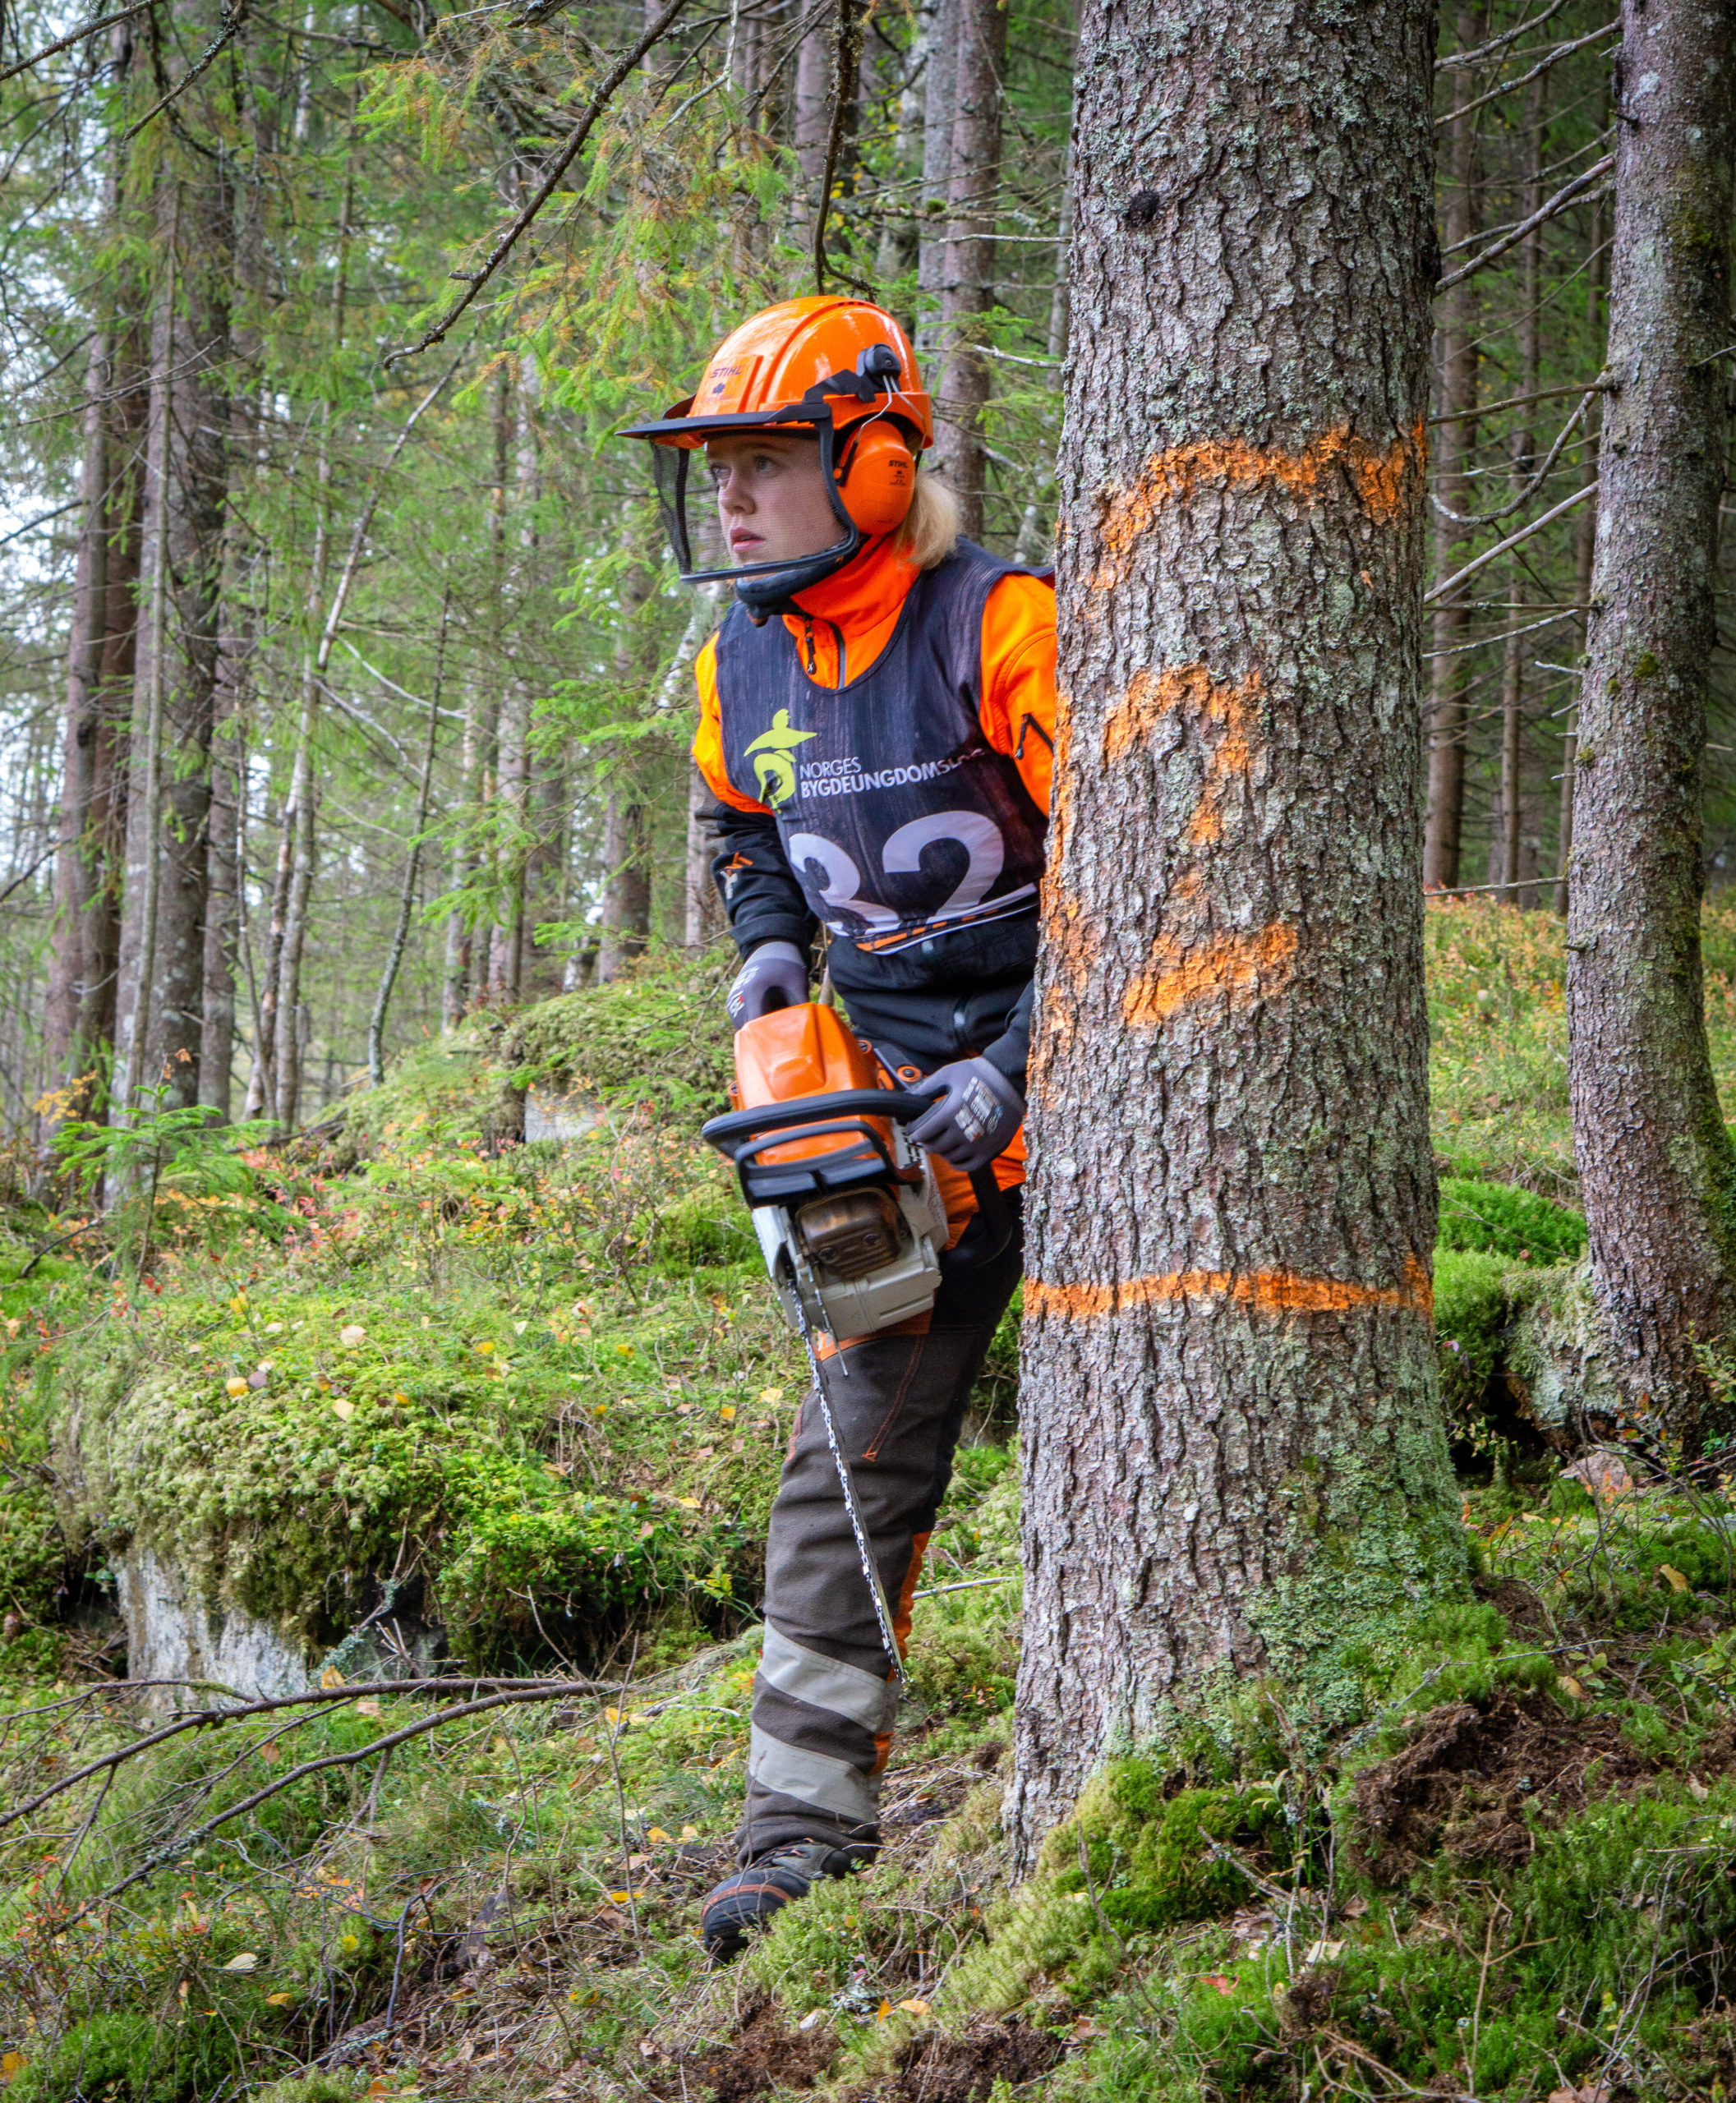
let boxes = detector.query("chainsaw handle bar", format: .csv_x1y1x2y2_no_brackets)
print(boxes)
701,1089,1013,1263
702,1088,932,1147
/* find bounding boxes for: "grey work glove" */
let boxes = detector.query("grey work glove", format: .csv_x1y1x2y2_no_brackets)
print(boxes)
726,940,808,1030
906,1056,1025,1173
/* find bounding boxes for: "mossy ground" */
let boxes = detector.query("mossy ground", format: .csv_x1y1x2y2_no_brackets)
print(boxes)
6,911,1736,2099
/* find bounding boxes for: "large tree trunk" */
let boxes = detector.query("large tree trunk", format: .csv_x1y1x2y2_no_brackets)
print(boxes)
793,0,835,212
113,166,231,1121
1496,76,1547,908
1557,196,1609,919
44,16,147,1140
932,0,1006,537
1011,0,1459,1854
1565,0,1736,1447
1422,5,1483,894
684,762,722,949
443,679,480,1028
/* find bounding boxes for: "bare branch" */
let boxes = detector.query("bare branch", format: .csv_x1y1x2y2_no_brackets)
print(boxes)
0,1673,600,1837
54,1680,595,1930
1437,20,1619,127
0,4,148,90
1435,157,1614,295
1436,0,1572,71
1425,479,1599,606
1431,391,1596,527
117,0,251,145
1429,375,1609,428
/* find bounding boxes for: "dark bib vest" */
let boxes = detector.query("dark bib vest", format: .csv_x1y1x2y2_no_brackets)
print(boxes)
711,541,1050,982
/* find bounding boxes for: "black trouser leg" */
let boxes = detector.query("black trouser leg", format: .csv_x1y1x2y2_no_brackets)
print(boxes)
735,1208,1023,1865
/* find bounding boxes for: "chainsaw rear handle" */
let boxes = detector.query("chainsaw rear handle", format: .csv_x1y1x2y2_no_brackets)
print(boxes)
702,1088,1013,1263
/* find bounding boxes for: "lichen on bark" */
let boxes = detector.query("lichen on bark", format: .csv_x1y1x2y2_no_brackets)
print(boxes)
1565,0,1736,1449
1011,0,1463,1856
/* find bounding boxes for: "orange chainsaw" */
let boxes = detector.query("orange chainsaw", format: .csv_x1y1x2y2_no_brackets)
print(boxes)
701,1003,1011,1344
701,1004,1011,1682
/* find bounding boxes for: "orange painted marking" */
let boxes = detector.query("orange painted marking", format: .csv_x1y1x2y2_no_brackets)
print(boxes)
1090,422,1425,596
1026,1254,1434,1323
1099,662,1262,848
1123,922,1297,1028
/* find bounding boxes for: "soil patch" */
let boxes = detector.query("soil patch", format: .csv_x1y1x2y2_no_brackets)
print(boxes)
1351,1694,1655,1881
1477,1574,1550,1637
848,2014,1062,2103
658,1991,836,2101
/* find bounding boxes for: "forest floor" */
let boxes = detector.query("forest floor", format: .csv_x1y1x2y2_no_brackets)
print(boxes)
6,900,1736,2101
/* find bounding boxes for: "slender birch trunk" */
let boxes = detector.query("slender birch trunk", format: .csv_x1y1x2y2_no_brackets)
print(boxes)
932,0,1006,536
915,0,958,356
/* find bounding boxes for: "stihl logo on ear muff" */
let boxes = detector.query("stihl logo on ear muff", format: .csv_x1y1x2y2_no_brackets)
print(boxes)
835,421,918,539
619,297,935,610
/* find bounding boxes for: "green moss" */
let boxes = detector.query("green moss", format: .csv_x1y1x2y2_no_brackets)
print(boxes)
1438,1177,1586,1264
1051,1771,1284,1933
502,950,733,1127
1434,1246,1513,1435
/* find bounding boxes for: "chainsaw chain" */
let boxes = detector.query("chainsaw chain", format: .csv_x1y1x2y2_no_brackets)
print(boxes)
789,1276,907,1691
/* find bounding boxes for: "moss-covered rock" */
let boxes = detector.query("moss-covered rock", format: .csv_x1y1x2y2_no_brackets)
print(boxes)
501,950,733,1129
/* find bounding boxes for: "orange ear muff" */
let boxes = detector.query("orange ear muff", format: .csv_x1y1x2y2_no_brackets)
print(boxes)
834,421,917,536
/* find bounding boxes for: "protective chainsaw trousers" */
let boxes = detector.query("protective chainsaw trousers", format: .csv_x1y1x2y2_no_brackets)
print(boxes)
736,1205,1024,1866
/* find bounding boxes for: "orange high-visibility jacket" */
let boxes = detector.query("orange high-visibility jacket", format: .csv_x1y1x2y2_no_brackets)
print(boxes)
692,532,1057,1097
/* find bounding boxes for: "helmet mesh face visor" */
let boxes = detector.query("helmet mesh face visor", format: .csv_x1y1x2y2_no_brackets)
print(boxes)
645,425,860,589
651,443,695,575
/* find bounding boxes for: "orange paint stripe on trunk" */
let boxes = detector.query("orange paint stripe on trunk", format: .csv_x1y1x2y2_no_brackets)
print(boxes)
1090,421,1424,595
1026,1255,1434,1323
1123,922,1298,1028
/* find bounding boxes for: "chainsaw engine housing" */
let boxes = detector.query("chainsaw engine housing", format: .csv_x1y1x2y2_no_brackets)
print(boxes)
711,1005,945,1340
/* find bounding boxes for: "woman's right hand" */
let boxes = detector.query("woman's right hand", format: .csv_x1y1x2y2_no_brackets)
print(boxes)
726,941,809,1029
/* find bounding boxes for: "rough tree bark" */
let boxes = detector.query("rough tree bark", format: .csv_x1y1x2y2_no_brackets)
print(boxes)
915,0,959,356
596,789,651,982
43,15,146,1138
684,764,722,949
43,334,117,1135
1422,4,1482,894
1012,0,1461,1853
1557,193,1608,919
443,680,480,1028
932,0,1006,536
113,159,231,1121
1565,0,1736,1447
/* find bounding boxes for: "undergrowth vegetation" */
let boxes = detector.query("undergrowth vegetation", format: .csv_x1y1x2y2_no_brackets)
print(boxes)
4,909,1736,2099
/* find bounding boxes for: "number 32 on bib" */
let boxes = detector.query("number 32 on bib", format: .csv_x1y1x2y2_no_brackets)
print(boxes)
785,812,1036,954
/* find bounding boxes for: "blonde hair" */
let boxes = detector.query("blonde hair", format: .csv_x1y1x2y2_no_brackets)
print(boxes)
894,469,961,569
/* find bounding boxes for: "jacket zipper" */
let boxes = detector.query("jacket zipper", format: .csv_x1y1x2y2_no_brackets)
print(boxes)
799,616,848,688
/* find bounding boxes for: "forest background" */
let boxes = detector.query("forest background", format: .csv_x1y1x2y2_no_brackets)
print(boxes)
0,0,1637,1145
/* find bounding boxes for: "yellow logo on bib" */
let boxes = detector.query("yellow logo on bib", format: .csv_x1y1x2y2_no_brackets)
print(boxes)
744,710,816,808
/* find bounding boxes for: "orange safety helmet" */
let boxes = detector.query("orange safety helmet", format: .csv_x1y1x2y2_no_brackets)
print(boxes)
619,296,933,614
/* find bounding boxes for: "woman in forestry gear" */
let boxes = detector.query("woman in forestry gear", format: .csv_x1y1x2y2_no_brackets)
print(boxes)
622,296,1056,1958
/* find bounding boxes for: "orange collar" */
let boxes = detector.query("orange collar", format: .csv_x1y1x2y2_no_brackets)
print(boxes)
785,535,921,643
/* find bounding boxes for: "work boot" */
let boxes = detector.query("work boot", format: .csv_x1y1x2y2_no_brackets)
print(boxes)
699,1840,855,1961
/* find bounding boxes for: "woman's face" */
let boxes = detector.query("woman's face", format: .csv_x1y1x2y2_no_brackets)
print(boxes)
706,433,841,568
